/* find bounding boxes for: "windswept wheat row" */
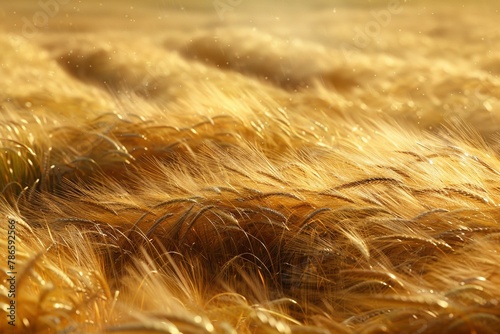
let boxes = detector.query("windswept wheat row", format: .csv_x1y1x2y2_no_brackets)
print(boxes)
1,0,500,333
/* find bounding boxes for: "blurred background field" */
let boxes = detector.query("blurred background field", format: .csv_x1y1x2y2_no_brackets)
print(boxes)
0,0,498,131
0,0,498,34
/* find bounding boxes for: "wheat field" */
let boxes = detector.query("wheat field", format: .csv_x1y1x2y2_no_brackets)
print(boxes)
1,1,500,333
